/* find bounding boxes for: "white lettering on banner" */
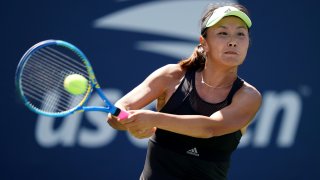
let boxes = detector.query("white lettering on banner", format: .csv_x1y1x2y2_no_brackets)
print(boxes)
35,89,120,148
35,91,82,147
239,90,302,148
35,89,304,149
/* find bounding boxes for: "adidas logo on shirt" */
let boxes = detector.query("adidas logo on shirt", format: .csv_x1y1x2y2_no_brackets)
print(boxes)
186,147,199,157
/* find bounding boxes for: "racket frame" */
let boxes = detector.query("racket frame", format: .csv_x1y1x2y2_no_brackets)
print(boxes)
16,40,122,118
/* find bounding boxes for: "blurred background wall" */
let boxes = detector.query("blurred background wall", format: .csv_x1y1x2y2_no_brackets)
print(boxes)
2,0,319,179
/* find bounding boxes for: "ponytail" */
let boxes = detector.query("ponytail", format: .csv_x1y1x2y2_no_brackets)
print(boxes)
178,44,206,71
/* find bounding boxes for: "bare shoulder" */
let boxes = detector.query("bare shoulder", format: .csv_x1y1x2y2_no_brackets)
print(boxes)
150,64,185,85
158,64,185,79
233,81,262,134
143,64,186,92
236,81,262,107
242,81,261,95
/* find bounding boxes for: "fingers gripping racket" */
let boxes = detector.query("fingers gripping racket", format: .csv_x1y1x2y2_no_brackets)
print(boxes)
15,40,128,119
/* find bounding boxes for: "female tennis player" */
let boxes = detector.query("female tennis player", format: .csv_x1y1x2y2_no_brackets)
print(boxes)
108,3,262,180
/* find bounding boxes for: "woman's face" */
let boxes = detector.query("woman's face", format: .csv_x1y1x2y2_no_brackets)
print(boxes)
202,16,250,67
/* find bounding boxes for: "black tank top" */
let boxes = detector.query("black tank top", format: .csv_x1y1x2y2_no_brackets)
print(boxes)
141,69,244,180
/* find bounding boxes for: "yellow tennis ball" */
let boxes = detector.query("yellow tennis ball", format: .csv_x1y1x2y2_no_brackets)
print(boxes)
64,74,88,95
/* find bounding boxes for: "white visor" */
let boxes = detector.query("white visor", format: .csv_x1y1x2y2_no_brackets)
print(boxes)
205,6,252,29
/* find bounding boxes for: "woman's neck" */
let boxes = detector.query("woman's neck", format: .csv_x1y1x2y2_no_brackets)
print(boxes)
200,65,238,89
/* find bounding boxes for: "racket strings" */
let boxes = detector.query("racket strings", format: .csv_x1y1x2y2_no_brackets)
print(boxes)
22,72,80,113
41,90,83,113
23,55,84,98
21,79,83,111
20,45,90,113
37,47,89,76
22,67,84,113
22,49,85,97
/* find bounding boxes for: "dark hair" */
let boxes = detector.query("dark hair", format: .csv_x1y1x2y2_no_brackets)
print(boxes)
178,3,250,71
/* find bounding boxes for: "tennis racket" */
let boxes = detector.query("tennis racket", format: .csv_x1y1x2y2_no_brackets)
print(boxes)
15,39,128,119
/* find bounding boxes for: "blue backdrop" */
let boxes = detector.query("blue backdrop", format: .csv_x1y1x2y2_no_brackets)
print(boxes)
2,0,319,179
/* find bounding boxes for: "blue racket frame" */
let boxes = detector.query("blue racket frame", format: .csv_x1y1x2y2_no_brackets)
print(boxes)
16,40,121,117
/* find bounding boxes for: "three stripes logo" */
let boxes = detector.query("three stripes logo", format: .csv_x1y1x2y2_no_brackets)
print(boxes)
224,8,232,13
186,147,199,157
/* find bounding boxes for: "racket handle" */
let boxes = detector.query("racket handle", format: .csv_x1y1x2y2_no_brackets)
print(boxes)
117,109,129,120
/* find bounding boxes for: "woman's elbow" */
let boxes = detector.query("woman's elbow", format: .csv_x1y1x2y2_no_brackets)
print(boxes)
196,127,217,138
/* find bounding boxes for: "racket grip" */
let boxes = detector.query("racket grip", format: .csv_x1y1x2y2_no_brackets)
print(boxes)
117,109,129,120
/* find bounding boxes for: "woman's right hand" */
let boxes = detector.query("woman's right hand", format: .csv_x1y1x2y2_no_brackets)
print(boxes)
107,114,127,130
128,127,157,139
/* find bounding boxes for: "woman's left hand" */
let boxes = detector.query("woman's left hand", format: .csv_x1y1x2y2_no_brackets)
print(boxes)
120,110,158,139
